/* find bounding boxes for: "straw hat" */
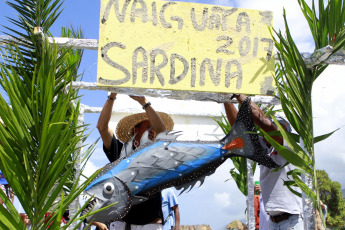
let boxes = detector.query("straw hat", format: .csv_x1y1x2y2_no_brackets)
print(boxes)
116,112,174,143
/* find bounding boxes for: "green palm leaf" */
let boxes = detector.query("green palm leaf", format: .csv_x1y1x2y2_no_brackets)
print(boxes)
271,0,345,225
0,40,97,229
0,0,100,229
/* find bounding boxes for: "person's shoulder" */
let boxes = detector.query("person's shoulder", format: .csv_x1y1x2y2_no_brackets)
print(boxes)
162,187,175,196
163,187,173,192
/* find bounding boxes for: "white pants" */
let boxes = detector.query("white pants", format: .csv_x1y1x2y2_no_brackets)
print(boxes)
110,221,163,230
269,214,304,230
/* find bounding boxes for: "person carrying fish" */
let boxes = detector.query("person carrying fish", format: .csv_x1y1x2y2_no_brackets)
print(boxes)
84,94,282,225
224,94,303,230
93,92,174,230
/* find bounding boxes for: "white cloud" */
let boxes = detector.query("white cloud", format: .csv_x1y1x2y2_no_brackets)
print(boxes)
214,192,231,207
310,65,345,187
234,0,315,52
82,160,100,179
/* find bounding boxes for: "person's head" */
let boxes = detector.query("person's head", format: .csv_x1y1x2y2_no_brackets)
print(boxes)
116,112,174,148
131,120,156,148
254,184,261,195
132,120,154,139
254,181,261,195
276,116,292,132
269,115,292,133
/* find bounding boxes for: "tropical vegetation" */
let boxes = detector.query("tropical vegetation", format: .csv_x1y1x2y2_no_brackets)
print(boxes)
317,170,345,228
269,0,345,221
215,1,345,227
0,0,99,229
0,0,344,229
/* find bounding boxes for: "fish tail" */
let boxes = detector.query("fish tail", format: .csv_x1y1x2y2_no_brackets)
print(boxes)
220,98,279,168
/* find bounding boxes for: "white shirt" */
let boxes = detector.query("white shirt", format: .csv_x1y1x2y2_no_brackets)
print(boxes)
260,140,303,216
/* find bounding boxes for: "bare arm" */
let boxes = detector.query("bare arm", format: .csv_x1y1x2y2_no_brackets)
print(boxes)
89,222,108,230
10,189,14,203
130,96,166,134
234,94,282,145
0,186,14,205
223,103,238,126
19,213,30,227
173,205,180,230
97,93,117,150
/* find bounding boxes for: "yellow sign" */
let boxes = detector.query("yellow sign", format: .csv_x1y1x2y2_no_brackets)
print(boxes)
97,0,275,95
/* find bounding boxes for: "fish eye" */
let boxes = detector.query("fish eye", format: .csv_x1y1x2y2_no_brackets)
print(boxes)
104,182,115,195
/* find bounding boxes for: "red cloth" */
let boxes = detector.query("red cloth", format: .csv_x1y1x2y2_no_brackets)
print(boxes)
254,195,260,229
44,212,67,229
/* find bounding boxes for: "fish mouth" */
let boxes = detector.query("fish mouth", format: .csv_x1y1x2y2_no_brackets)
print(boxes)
81,197,103,217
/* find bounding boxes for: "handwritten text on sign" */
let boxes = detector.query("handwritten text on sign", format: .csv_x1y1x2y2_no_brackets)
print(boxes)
97,0,275,95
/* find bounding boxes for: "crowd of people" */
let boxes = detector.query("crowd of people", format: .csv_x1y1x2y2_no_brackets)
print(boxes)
0,92,327,230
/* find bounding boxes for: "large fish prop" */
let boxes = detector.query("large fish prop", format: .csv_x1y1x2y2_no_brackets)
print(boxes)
83,97,279,223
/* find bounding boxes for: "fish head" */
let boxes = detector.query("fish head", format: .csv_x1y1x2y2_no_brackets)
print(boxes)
83,176,132,223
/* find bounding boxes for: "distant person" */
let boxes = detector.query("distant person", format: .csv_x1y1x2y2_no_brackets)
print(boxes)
224,94,303,230
161,188,180,230
254,182,269,230
0,170,31,227
254,182,260,230
44,212,68,229
254,183,270,230
315,200,327,230
0,170,14,205
96,93,174,230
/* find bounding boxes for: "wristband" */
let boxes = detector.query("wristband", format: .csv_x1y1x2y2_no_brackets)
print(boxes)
230,94,239,100
108,96,116,100
142,102,151,110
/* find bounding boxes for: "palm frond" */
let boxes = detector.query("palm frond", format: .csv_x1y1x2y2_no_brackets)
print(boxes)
271,0,345,224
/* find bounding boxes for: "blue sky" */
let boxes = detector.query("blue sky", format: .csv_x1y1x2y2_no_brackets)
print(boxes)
1,0,345,229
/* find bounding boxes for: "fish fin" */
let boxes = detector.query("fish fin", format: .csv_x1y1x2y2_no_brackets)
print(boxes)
131,195,149,206
198,178,205,188
175,168,216,195
177,185,189,195
187,182,196,193
156,130,182,141
221,97,280,168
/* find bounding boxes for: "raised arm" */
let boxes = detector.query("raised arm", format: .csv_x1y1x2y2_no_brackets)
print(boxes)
97,93,117,150
130,96,166,134
223,103,238,126
234,94,283,145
